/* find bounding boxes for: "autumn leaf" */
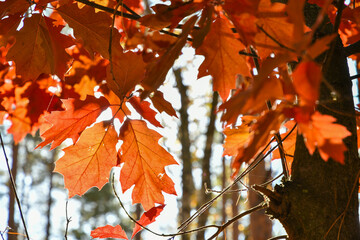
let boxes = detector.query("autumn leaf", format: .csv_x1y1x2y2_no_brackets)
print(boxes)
150,91,177,117
128,96,162,128
106,51,146,99
231,110,285,177
119,119,178,211
37,95,110,150
223,125,251,158
91,225,128,239
197,17,251,101
140,16,197,99
297,111,351,164
0,0,30,18
6,15,74,80
292,61,322,107
131,205,165,239
55,122,118,198
56,3,123,59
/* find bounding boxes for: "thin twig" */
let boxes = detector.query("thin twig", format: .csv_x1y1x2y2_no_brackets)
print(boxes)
208,203,267,239
350,74,360,80
64,200,71,240
268,235,289,240
0,134,30,240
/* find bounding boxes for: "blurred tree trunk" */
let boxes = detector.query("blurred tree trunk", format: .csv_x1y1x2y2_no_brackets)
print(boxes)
174,68,194,240
196,91,218,240
45,150,56,240
231,190,239,240
134,204,142,240
7,142,18,240
221,156,227,239
248,160,272,240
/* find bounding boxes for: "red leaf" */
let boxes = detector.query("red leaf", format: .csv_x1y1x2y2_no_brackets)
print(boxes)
292,61,322,107
54,122,118,197
37,95,110,150
119,119,178,211
6,14,73,80
131,205,165,239
140,16,197,99
196,17,251,101
150,91,177,117
128,96,162,128
91,225,128,239
297,111,351,164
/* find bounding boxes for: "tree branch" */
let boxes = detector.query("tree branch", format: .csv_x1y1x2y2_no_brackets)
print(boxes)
208,203,267,240
344,40,360,57
0,134,30,240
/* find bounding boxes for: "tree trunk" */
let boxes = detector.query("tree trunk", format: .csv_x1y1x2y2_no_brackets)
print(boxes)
45,150,56,240
248,160,272,240
7,142,19,240
267,4,360,239
231,190,239,240
174,68,195,240
196,91,218,240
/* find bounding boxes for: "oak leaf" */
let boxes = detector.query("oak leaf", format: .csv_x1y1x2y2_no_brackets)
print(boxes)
140,16,197,99
196,17,251,101
56,3,122,59
292,61,322,107
106,51,146,99
128,96,162,128
6,15,73,80
37,95,110,150
55,122,118,197
150,91,177,117
131,205,165,239
297,111,351,164
119,119,178,211
91,225,128,239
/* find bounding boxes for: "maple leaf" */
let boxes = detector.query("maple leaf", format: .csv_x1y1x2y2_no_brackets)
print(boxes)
140,16,197,99
297,111,351,164
292,61,322,107
131,205,165,239
106,51,146,99
56,3,123,59
119,119,178,211
0,14,21,47
196,17,251,101
128,96,162,128
55,122,118,197
6,15,74,80
37,95,110,150
91,225,128,239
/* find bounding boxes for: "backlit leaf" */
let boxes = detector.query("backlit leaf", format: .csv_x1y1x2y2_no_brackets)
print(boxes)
119,119,178,211
131,205,165,239
55,122,118,197
91,225,128,239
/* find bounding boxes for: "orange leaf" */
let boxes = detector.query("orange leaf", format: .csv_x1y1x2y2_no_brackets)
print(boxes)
150,91,177,117
298,111,351,164
55,122,118,197
231,110,285,177
6,14,73,80
292,61,322,107
119,119,178,211
131,205,165,239
197,18,251,101
37,95,110,150
140,16,197,99
0,0,30,18
56,3,122,59
106,51,146,99
128,96,162,128
223,125,251,157
91,225,128,239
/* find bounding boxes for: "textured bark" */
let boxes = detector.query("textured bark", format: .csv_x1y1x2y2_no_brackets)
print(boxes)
248,161,272,240
267,3,360,239
7,142,19,240
196,91,218,240
174,68,195,240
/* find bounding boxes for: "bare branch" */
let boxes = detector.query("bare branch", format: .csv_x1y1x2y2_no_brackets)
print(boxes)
0,134,30,240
